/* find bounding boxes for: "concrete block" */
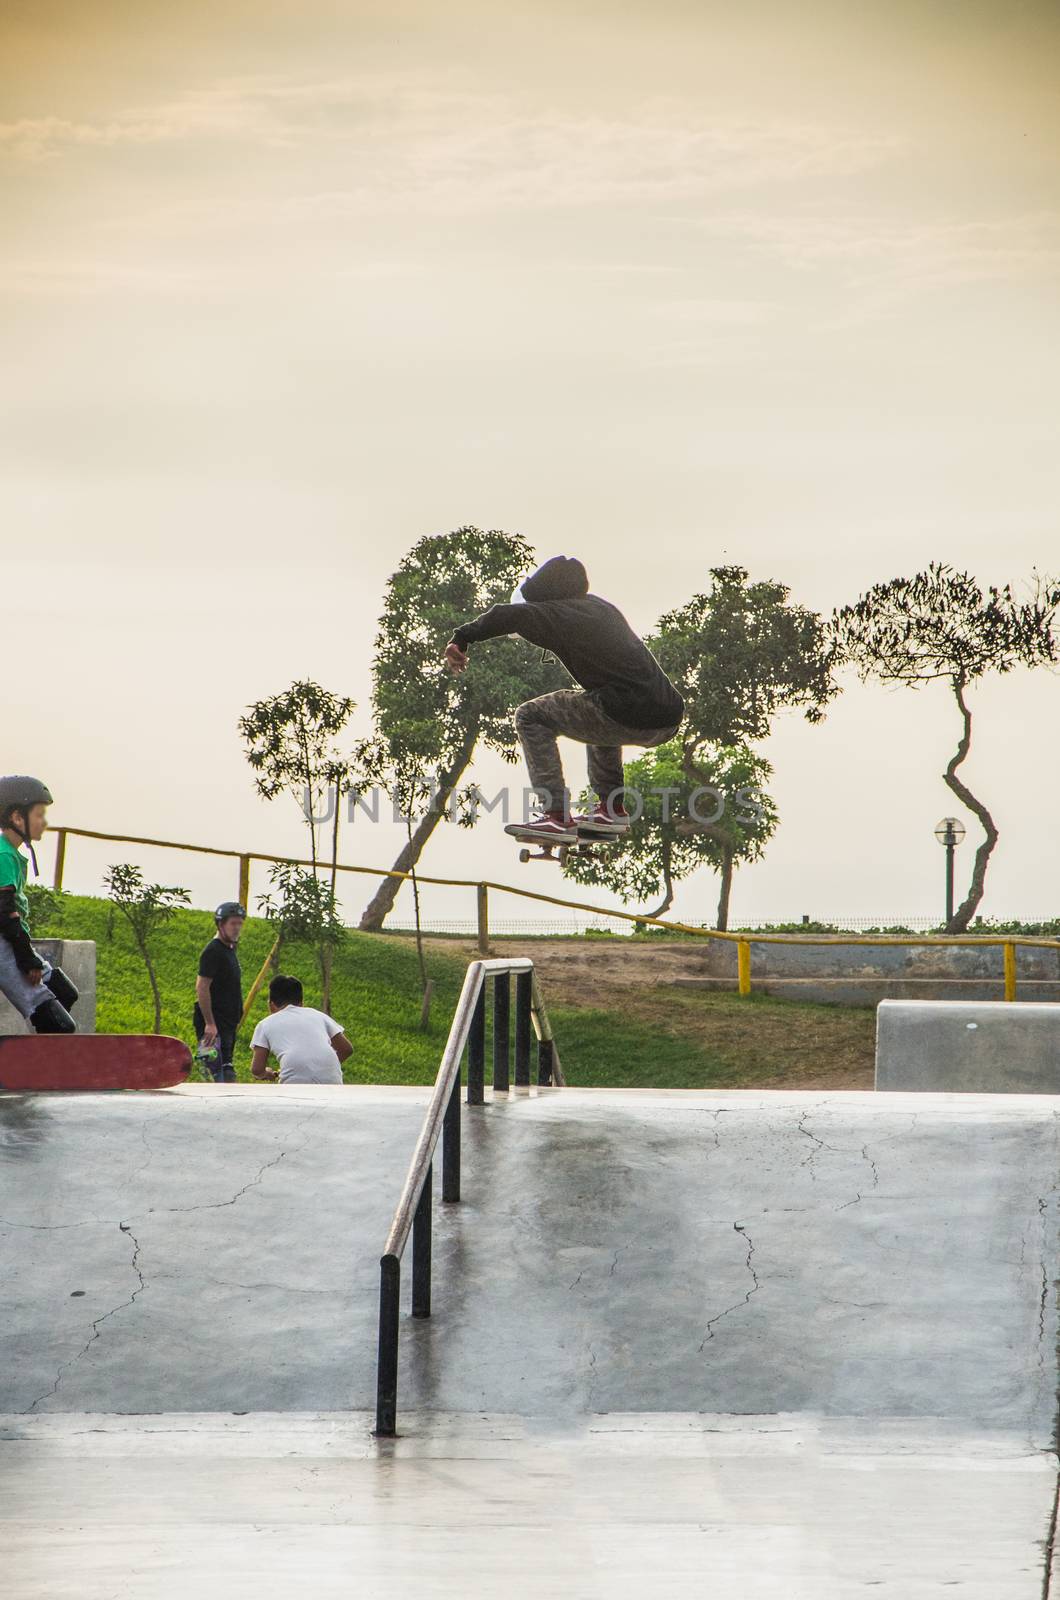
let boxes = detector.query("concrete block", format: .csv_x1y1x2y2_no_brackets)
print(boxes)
875,998,1060,1093
0,940,96,1035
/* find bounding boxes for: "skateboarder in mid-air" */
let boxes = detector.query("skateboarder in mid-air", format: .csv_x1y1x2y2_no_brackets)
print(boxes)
444,556,684,843
0,775,79,1032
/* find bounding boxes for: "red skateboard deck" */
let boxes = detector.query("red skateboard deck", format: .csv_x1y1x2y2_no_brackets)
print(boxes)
0,1034,193,1092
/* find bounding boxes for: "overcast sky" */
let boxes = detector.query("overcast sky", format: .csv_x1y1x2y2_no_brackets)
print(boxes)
3,0,1058,929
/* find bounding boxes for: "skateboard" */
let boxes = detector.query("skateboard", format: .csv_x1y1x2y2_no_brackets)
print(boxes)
0,1034,193,1092
511,825,623,866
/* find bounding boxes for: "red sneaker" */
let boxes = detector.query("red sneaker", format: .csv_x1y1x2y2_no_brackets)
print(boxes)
573,802,631,836
505,811,577,842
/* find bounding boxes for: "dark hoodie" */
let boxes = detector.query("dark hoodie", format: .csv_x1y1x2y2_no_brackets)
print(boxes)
452,556,684,730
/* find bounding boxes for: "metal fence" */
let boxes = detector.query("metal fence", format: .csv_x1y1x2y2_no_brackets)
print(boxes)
387,914,1056,936
46,824,1060,1001
387,917,629,936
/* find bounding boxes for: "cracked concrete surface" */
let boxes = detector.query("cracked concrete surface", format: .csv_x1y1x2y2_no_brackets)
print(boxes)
17,1114,326,1412
698,1221,760,1348
27,1219,148,1412
0,1085,1057,1598
1,1091,431,1414
2,1087,1054,1438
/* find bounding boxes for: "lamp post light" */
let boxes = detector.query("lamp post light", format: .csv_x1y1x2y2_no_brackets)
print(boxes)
934,816,966,926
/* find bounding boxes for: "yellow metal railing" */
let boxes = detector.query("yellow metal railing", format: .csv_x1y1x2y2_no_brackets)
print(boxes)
48,824,1060,1002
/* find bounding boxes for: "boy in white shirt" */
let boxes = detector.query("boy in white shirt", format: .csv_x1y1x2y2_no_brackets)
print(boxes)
250,975,352,1085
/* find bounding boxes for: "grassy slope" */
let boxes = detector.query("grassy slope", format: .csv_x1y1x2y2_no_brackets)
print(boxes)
34,895,874,1089
41,895,466,1085
549,991,874,1090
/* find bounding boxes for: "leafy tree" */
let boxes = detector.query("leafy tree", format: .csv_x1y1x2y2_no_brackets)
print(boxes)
653,566,837,927
239,680,356,1008
829,564,1060,931
103,865,190,1034
562,741,777,923
654,566,837,747
358,526,568,930
238,681,356,879
256,862,345,1004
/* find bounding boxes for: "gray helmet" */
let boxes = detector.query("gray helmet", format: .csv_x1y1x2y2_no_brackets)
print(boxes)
0,775,53,813
215,901,246,922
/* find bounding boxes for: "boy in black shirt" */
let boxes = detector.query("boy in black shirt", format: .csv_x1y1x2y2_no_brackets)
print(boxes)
444,556,683,841
192,900,245,1081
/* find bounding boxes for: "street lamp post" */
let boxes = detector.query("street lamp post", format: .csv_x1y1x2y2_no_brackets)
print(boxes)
934,816,966,925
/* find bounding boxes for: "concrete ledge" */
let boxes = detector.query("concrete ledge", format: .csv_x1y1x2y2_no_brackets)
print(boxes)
697,938,1060,982
3,1413,1055,1600
875,998,1060,1093
0,939,96,1034
673,975,1060,1004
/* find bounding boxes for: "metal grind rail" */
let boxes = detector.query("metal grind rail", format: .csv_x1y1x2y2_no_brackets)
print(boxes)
374,958,562,1437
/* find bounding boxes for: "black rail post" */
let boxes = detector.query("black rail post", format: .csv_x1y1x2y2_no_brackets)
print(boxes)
442,1074,461,1202
493,972,510,1093
375,1253,401,1436
411,1162,433,1319
515,970,532,1088
537,1036,554,1087
467,984,486,1104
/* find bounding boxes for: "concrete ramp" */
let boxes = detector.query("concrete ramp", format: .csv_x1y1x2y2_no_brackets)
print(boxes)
1,1084,1058,1597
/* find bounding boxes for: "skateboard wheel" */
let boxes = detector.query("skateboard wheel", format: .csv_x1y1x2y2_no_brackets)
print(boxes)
518,848,531,863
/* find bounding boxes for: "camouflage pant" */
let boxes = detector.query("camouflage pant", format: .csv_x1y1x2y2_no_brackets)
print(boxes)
514,689,680,814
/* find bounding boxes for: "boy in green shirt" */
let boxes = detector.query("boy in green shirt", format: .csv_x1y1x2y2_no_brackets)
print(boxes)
0,775,79,1032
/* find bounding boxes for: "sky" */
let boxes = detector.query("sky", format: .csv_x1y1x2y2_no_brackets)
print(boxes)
3,0,1058,930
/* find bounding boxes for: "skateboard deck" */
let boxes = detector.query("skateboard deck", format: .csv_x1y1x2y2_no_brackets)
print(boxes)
0,1034,193,1092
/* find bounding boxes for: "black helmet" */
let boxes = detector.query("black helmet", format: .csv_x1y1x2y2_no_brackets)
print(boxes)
0,775,53,878
0,775,53,813
215,901,246,921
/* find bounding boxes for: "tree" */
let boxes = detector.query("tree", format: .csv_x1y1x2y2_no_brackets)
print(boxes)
654,566,837,746
256,863,345,1001
103,865,190,1034
653,566,838,927
358,526,569,931
829,564,1060,931
238,680,356,1009
238,680,356,879
352,739,439,1024
561,741,778,923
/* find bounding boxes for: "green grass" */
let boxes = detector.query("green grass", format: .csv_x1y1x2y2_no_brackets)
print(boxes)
546,987,874,1090
31,893,875,1090
546,1003,739,1088
35,893,468,1085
